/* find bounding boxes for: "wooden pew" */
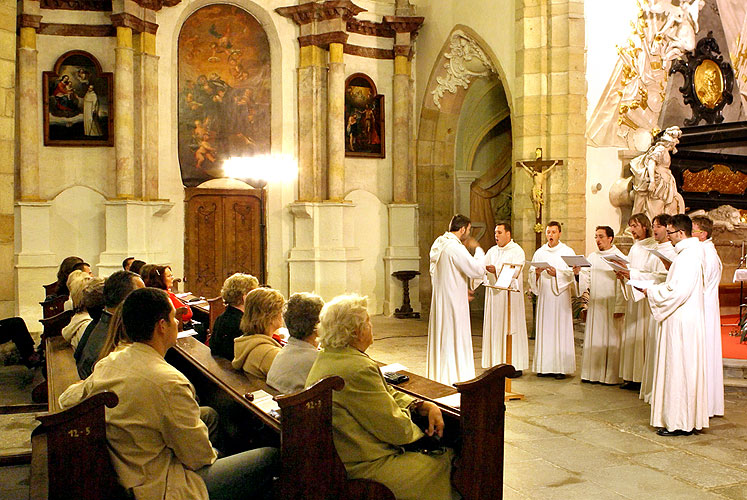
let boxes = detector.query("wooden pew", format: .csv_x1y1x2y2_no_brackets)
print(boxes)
39,310,74,341
275,376,395,500
206,296,225,338
43,282,59,298
40,295,67,319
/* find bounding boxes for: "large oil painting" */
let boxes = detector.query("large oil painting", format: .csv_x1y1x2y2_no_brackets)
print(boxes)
178,4,271,187
43,51,113,146
345,73,385,158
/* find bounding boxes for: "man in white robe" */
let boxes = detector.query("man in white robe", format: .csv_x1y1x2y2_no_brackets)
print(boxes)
481,222,528,374
638,214,677,403
644,214,708,436
578,226,625,384
426,214,487,386
692,216,724,417
616,213,657,390
529,221,577,379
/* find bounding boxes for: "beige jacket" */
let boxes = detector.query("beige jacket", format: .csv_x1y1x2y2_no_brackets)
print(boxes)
61,310,92,350
59,343,216,500
232,334,281,381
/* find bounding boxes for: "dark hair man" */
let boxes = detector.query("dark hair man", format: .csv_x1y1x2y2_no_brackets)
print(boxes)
60,288,277,499
122,257,135,271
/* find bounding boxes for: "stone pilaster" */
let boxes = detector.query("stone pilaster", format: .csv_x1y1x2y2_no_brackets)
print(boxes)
113,25,135,198
298,44,327,201
134,31,159,200
327,42,345,200
17,14,40,201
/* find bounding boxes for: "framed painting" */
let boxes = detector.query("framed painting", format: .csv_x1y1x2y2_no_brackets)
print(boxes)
43,51,113,146
345,73,385,158
178,4,271,187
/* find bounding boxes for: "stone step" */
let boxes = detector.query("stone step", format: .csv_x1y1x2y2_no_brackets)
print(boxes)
724,358,747,387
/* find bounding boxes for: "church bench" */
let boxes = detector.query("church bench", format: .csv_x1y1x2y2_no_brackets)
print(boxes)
43,281,59,298
31,314,76,405
40,295,67,319
39,309,74,341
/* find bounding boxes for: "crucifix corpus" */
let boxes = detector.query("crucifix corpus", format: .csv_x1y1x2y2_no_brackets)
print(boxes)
516,150,564,249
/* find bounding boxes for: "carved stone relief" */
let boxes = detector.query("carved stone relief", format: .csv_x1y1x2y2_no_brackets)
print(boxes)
431,30,496,109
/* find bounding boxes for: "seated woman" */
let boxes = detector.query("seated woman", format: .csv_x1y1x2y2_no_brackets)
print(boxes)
52,256,84,298
149,265,192,324
266,292,323,394
61,273,101,349
211,273,259,359
306,294,458,500
232,288,284,387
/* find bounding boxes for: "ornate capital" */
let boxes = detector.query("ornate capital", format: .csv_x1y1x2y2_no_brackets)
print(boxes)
346,19,394,38
18,14,43,30
276,1,366,26
111,12,158,34
382,16,423,35
431,30,496,109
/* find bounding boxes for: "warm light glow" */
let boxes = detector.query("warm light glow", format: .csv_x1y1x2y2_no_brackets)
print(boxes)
222,155,298,187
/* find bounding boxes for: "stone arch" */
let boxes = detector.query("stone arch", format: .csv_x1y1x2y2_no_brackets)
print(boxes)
416,25,512,311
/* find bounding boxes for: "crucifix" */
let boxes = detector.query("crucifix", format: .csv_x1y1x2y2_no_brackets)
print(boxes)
516,148,564,249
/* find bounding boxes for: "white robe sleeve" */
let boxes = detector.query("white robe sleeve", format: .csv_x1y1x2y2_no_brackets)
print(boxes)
578,266,592,295
647,259,702,322
551,268,576,296
451,244,486,280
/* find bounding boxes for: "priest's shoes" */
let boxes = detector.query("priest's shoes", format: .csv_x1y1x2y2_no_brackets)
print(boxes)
553,373,566,380
656,428,693,437
620,381,641,391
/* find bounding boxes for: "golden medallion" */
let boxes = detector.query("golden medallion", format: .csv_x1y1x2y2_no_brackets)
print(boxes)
694,59,724,109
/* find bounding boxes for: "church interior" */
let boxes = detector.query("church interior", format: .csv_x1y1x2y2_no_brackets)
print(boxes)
2,0,747,498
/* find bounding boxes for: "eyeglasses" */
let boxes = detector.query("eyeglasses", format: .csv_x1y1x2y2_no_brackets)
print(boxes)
666,230,681,235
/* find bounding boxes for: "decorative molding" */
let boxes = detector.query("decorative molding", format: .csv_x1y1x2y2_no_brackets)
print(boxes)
346,18,394,38
298,31,348,48
381,16,423,34
276,1,366,26
682,163,747,195
38,23,115,37
18,15,43,30
110,13,158,34
344,44,393,60
431,30,496,109
670,31,735,126
40,0,112,11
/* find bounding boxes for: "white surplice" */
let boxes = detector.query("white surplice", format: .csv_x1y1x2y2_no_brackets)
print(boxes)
529,242,577,375
647,237,709,432
703,238,724,417
481,240,528,370
578,246,626,384
426,232,486,385
639,241,677,403
619,236,657,382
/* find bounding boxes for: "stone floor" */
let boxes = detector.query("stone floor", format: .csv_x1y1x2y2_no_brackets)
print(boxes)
1,315,746,500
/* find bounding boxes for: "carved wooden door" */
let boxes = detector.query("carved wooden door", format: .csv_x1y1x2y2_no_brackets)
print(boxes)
185,188,266,299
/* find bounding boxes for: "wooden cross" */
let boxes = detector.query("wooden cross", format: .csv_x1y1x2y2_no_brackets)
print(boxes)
516,151,564,249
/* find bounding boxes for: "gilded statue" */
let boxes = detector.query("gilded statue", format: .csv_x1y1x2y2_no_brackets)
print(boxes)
629,126,685,220
518,160,560,219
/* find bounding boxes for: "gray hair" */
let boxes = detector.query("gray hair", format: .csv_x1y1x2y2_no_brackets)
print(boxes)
284,292,324,340
68,271,93,311
318,294,369,349
220,273,259,307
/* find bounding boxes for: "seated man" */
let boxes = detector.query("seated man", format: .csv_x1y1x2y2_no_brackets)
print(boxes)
60,287,277,500
267,292,323,394
75,271,144,379
306,294,458,500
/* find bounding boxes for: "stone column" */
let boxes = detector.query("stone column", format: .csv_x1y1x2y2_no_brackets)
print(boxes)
327,42,345,201
17,18,40,201
297,44,327,201
114,25,135,198
138,31,159,200
392,53,411,202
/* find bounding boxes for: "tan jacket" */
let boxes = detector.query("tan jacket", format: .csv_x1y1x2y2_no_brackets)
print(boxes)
59,343,216,500
232,334,281,381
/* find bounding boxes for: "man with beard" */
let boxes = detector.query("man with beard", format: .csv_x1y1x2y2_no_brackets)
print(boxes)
426,214,487,385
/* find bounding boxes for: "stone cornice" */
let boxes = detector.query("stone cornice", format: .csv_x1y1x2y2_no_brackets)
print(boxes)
344,44,393,60
276,1,366,25
18,14,43,30
110,12,158,34
382,16,424,34
346,18,394,38
39,0,179,10
38,23,115,36
298,31,349,48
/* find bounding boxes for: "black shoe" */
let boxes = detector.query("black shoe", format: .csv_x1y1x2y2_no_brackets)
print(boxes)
620,381,641,391
656,428,693,437
553,373,566,380
537,373,551,377
508,370,523,379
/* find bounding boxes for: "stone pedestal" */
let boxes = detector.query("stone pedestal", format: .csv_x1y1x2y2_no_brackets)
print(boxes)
14,202,58,326
287,202,362,301
97,200,174,276
383,203,420,316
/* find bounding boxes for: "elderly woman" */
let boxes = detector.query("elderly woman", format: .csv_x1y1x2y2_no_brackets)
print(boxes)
266,293,323,394
211,273,260,359
61,274,102,349
306,294,457,500
232,288,284,385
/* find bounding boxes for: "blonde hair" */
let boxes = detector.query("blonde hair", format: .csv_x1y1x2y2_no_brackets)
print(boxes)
318,294,369,349
240,288,285,336
221,273,260,307
67,271,93,311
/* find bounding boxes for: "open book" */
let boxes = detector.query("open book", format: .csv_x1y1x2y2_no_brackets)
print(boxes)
646,247,673,264
561,255,591,267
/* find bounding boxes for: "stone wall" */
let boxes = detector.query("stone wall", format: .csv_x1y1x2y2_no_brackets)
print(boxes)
0,0,16,318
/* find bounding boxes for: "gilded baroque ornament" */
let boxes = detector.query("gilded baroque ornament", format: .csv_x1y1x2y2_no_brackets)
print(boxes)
431,31,495,109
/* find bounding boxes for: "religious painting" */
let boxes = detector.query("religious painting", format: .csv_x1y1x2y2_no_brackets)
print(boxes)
345,73,385,158
43,51,113,146
178,4,271,187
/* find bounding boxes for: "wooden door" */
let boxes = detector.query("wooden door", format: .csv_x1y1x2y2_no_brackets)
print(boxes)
185,188,266,299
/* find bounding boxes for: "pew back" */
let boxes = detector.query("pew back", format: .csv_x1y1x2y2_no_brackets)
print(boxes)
40,295,67,319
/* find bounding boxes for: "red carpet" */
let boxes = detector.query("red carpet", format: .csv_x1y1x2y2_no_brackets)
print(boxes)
721,314,747,360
